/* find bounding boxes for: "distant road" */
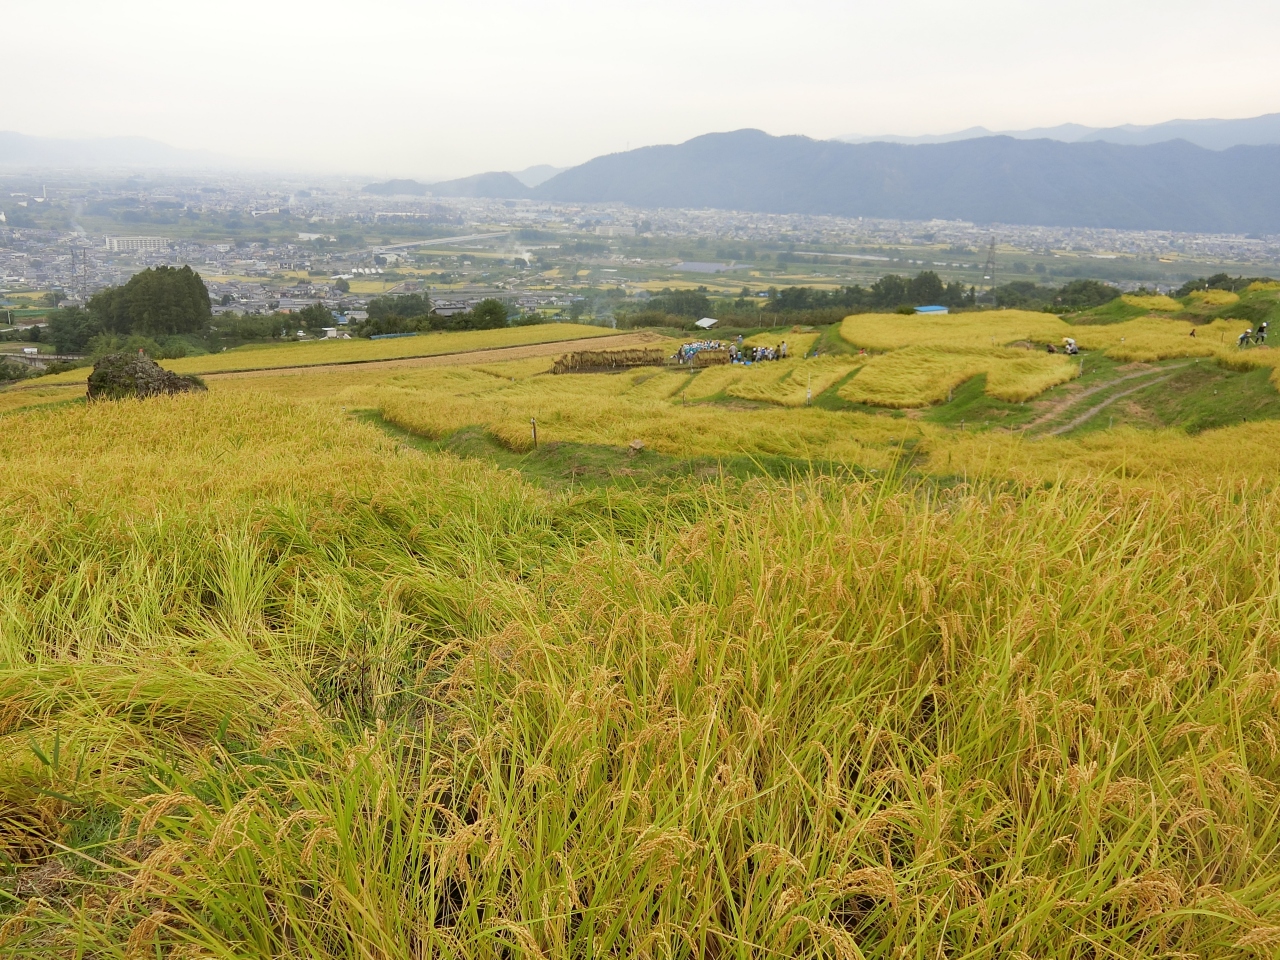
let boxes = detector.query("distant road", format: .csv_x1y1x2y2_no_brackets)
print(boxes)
370,231,511,254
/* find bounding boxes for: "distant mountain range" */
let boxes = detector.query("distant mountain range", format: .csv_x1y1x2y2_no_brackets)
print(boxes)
0,131,234,170
11,116,1280,234
363,164,566,199
364,130,1280,234
363,171,532,199
838,113,1280,151
510,164,566,187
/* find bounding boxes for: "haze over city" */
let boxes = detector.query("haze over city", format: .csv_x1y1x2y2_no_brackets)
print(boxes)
5,0,1280,178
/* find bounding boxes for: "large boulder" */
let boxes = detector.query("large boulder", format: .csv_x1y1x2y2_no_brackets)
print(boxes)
86,353,207,401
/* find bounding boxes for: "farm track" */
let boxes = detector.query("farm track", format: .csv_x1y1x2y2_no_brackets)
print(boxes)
198,332,667,379
1047,372,1183,435
1023,361,1193,436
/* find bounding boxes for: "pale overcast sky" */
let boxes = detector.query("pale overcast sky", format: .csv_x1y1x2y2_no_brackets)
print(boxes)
5,0,1279,179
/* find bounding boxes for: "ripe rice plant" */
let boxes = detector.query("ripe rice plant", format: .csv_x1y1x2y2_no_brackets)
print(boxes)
2,392,1280,957
939,419,1280,483
840,310,1250,364
0,383,82,415
839,346,1077,408
191,347,1280,486
375,366,908,463
743,330,821,356
725,356,861,407
1121,294,1183,311
1187,289,1240,307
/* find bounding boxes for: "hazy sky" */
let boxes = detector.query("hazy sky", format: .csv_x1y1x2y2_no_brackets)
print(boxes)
6,0,1279,179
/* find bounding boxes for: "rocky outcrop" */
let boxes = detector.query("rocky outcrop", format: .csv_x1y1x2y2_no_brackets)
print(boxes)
86,353,207,401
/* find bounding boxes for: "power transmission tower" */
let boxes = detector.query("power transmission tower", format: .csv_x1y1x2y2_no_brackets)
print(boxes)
982,237,997,291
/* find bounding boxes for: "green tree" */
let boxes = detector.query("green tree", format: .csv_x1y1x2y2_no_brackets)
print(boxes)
907,271,945,305
216,313,291,341
470,298,508,330
89,265,212,337
1175,274,1274,297
769,287,815,312
367,293,430,321
648,288,711,318
870,275,909,309
334,278,350,293
296,303,334,332
994,281,1057,310
353,315,427,338
47,307,102,354
1054,279,1120,310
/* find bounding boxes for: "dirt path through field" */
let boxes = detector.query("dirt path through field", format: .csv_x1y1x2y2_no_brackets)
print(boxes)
203,331,668,380
1021,361,1192,435
1046,373,1182,436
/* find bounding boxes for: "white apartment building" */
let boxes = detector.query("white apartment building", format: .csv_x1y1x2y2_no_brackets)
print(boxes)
104,236,170,253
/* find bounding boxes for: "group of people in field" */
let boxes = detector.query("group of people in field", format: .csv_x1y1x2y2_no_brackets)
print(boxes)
1237,321,1269,347
674,340,726,364
1046,337,1080,356
729,336,788,363
674,337,793,365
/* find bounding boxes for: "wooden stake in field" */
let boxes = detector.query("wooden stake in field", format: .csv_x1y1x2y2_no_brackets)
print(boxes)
531,417,537,449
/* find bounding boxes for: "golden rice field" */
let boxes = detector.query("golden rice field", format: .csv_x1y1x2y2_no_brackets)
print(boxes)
679,356,860,408
371,365,903,464
180,347,1280,486
3,385,1280,958
839,310,1254,364
1186,289,1240,307
742,330,821,356
1120,294,1184,312
838,346,1077,408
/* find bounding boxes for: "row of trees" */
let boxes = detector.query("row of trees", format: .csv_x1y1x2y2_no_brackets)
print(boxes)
626,272,975,327
1175,273,1275,297
47,266,215,354
991,279,1120,312
745,277,1120,316
42,267,571,354
766,273,974,313
46,267,350,356
617,273,1139,331
354,295,534,337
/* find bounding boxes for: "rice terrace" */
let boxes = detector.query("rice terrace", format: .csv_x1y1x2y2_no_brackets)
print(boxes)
2,264,1280,960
